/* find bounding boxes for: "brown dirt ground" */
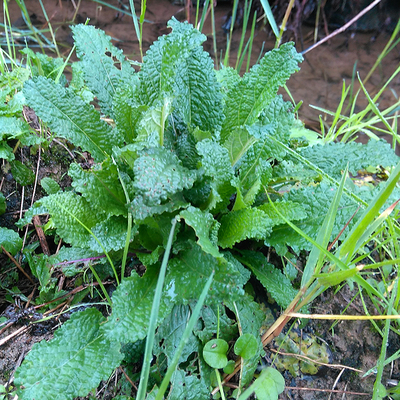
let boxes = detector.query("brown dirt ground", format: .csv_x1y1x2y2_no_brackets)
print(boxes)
1,1,400,399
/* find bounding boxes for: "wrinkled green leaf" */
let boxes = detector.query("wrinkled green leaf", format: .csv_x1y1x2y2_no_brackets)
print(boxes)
218,208,273,249
130,147,196,220
69,160,128,217
23,77,122,161
221,43,302,141
40,177,61,195
266,182,360,252
102,267,173,343
15,308,123,400
237,250,298,309
194,303,238,343
224,127,257,168
166,240,248,304
154,304,200,364
113,84,146,143
0,227,22,255
168,369,210,400
196,139,235,210
139,18,223,135
72,24,134,117
179,206,221,258
300,140,399,179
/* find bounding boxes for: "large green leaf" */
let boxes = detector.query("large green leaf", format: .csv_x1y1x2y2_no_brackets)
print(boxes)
15,308,123,400
236,250,297,309
102,266,173,343
0,227,23,255
138,18,223,135
72,24,134,118
69,160,128,217
165,240,249,304
38,192,106,249
196,139,236,211
223,127,258,168
218,208,273,249
88,215,134,253
257,200,307,226
113,84,146,143
23,77,122,161
130,147,196,220
179,206,221,258
300,140,399,179
220,42,302,141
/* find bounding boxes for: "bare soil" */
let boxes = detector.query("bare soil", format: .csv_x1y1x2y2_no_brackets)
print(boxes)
1,1,400,399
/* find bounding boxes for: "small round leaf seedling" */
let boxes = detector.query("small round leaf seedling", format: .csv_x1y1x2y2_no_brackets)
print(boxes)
234,333,258,359
203,338,229,369
223,360,236,375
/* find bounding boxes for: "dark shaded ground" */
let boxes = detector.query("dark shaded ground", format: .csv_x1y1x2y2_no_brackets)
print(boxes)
1,1,400,399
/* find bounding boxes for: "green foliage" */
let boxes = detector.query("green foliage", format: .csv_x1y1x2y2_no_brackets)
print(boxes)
10,160,35,186
14,308,123,400
234,333,258,359
203,339,229,369
0,227,23,255
0,193,6,215
12,16,400,400
300,140,399,179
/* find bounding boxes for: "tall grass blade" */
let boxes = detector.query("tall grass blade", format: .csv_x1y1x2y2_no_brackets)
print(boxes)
275,0,295,47
259,0,279,38
364,18,400,84
235,0,252,70
223,0,239,66
372,283,396,400
128,0,141,48
245,11,257,72
339,161,400,261
38,0,60,57
197,0,210,32
136,218,177,400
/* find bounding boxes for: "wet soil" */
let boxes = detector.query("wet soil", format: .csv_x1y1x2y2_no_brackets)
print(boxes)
1,1,400,399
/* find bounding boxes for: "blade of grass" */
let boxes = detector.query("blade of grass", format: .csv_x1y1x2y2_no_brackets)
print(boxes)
3,0,16,64
128,0,141,53
372,282,396,400
259,0,279,38
136,217,177,400
197,0,210,32
235,0,252,71
338,161,400,261
38,0,60,57
210,0,218,68
364,18,400,85
154,271,214,400
275,0,295,48
245,11,257,72
223,0,239,67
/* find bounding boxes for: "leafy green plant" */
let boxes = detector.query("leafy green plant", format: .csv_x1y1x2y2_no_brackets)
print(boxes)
11,17,400,400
